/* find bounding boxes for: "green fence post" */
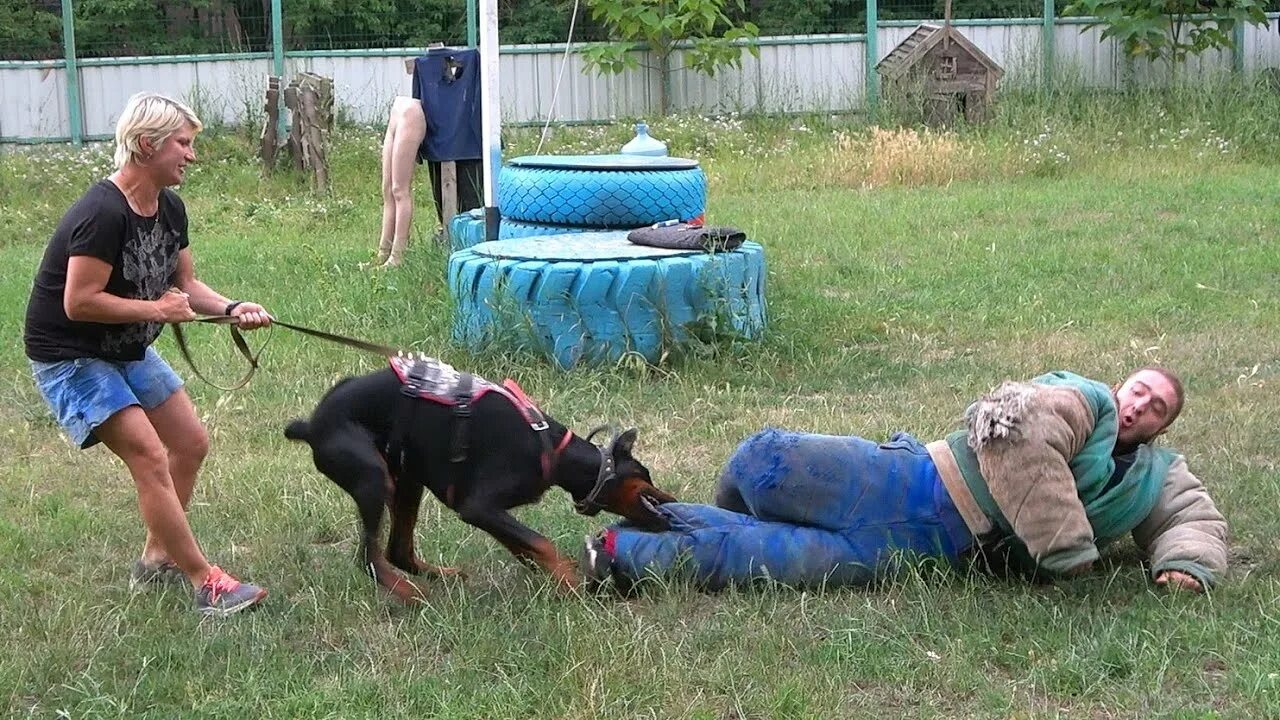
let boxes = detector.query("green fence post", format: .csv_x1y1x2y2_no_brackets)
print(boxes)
1042,0,1054,92
865,0,878,120
61,0,82,146
468,0,478,47
1231,22,1245,74
272,0,287,141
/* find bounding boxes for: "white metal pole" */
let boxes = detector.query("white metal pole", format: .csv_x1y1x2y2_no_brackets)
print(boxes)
479,0,501,240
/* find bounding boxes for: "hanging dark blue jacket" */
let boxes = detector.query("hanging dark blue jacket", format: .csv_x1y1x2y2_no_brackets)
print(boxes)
411,47,482,163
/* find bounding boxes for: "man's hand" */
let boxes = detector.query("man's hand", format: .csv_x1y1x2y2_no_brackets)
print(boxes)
155,290,197,323
1155,570,1203,593
230,302,272,330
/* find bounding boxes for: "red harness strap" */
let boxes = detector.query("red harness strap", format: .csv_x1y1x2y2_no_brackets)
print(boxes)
504,379,576,483
499,379,546,427
543,428,575,483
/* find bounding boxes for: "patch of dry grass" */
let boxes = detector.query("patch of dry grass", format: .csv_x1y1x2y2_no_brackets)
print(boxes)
815,127,984,189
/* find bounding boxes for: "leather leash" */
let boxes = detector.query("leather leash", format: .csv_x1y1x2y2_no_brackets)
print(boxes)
170,315,407,391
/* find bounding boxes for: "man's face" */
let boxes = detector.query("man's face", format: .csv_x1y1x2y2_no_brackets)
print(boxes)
1114,369,1179,447
148,124,198,187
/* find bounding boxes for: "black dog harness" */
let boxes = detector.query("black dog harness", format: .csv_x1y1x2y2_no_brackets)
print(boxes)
384,354,572,502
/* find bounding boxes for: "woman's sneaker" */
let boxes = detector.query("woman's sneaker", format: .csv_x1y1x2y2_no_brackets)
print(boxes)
194,566,267,617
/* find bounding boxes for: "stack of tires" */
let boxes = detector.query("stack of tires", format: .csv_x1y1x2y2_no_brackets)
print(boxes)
447,154,767,369
448,154,709,250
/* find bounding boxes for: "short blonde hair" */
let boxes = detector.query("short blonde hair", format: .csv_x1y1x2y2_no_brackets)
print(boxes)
113,92,203,169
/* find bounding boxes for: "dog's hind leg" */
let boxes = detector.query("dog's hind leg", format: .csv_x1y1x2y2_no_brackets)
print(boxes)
386,479,465,578
315,427,426,604
454,501,580,590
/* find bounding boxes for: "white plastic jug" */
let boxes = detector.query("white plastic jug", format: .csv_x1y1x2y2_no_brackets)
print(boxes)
620,122,667,157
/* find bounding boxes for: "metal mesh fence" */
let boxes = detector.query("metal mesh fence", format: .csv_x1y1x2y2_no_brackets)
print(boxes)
1,0,63,60
574,0,1049,39
6,0,1276,61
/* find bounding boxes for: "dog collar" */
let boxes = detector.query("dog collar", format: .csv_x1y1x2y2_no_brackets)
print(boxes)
574,425,620,516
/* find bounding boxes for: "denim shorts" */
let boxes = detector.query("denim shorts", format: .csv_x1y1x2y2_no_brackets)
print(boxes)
30,347,184,449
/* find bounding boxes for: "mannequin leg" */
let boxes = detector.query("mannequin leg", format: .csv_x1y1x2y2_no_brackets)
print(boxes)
376,121,397,265
383,131,418,266
373,98,427,268
383,109,427,266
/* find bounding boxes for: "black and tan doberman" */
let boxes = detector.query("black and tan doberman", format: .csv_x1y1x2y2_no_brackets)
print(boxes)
285,356,676,602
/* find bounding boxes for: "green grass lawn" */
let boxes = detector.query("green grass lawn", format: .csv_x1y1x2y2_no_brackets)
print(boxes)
1,87,1278,718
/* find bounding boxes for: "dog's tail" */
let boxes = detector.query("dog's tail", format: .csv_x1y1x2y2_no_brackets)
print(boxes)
284,419,311,442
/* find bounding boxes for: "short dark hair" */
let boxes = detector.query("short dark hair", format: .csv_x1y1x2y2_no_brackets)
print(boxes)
1134,365,1185,428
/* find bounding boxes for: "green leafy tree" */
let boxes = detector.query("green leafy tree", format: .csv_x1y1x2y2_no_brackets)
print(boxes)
1063,0,1269,74
580,0,760,115
70,0,168,57
749,0,834,34
0,0,61,60
500,0,577,43
284,0,465,50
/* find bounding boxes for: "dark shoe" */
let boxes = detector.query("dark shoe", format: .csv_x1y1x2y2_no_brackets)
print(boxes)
194,566,267,618
129,559,185,591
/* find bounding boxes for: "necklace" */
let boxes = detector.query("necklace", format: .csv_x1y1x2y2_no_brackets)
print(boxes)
109,174,160,216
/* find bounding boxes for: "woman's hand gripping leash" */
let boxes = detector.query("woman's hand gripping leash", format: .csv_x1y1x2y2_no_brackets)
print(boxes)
167,288,275,392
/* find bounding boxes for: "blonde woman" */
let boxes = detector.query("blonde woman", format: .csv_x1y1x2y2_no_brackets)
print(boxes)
23,92,271,617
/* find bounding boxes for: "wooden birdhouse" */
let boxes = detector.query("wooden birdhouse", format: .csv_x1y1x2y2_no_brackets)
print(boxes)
875,3,1004,126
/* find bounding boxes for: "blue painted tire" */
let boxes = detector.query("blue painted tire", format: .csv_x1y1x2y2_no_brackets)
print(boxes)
450,212,613,251
448,209,487,252
449,232,766,369
498,219,596,241
497,156,707,227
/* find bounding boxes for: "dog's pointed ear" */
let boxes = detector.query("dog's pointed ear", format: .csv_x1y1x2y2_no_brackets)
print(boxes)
614,427,639,455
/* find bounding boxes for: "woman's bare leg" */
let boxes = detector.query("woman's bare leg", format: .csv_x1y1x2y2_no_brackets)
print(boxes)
95,405,212,588
137,389,209,566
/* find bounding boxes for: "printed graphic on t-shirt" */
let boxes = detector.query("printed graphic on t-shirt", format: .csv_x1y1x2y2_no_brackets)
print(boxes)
100,220,181,355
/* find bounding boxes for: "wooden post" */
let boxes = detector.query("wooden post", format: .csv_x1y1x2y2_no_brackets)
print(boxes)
441,162,458,244
260,75,280,172
282,72,334,192
943,0,952,49
282,83,303,171
301,84,327,191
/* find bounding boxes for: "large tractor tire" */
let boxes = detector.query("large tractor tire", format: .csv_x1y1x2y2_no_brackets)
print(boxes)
449,232,766,369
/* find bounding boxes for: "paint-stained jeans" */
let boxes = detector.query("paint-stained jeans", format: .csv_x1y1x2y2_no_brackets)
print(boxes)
609,428,974,589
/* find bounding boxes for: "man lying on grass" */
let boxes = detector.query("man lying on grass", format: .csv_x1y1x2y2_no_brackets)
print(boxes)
582,368,1228,594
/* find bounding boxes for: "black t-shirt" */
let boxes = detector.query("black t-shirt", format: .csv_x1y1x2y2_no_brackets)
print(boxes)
24,180,190,362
